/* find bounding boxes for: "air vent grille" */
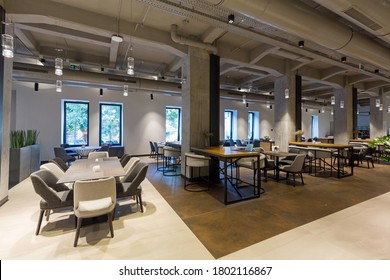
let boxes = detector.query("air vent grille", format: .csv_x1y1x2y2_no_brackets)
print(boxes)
344,7,382,31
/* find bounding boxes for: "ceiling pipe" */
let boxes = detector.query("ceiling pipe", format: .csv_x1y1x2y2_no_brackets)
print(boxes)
170,24,218,54
210,0,390,70
12,65,182,94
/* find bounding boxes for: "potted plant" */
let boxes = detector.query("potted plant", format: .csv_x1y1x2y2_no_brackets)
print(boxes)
370,136,390,163
294,130,304,142
9,129,40,187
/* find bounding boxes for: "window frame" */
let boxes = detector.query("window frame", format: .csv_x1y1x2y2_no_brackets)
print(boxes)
224,110,234,140
63,100,90,147
165,106,181,142
248,111,255,140
99,102,123,146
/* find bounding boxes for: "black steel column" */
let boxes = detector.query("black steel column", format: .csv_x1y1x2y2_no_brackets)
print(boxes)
352,87,358,133
209,54,220,145
209,54,220,182
0,6,5,177
295,75,302,130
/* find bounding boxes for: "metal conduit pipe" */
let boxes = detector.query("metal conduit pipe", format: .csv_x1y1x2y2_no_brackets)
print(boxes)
170,24,218,54
210,0,390,70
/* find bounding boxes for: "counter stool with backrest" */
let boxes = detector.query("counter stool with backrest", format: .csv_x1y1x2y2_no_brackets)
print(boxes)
184,152,211,192
163,146,181,176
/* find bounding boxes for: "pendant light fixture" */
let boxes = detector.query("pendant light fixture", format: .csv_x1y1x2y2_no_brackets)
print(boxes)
331,96,335,105
2,33,13,58
56,80,62,92
284,88,289,99
127,57,134,75
2,18,14,58
55,57,63,76
123,85,128,96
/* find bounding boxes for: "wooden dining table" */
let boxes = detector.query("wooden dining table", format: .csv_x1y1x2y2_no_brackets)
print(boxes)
57,157,125,184
191,146,262,205
289,142,354,178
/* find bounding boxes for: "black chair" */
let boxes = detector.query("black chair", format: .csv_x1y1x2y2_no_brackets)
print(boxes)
235,139,245,147
253,139,260,147
149,141,156,158
54,147,76,165
60,143,78,158
354,147,375,168
98,145,110,152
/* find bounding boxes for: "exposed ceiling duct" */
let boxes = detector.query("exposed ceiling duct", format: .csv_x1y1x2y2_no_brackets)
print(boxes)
311,0,390,45
209,0,390,70
170,24,218,54
12,64,182,94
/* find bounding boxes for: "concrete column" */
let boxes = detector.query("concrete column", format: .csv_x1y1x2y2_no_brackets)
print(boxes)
0,5,13,206
370,91,388,138
181,46,210,174
274,73,296,151
333,86,353,143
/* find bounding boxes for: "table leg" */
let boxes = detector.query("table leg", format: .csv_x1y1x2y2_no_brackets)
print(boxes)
224,158,227,205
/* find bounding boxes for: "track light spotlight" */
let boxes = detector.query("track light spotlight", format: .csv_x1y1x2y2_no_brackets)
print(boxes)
374,69,379,74
341,56,347,63
150,93,154,100
246,103,248,108
228,14,234,24
100,88,103,96
34,82,39,91
298,41,304,48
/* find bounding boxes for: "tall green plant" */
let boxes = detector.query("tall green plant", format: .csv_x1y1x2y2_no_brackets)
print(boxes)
10,130,25,149
25,129,39,146
10,129,39,148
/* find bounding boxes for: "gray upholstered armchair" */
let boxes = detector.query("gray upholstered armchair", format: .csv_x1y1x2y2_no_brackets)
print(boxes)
116,162,148,213
30,169,73,235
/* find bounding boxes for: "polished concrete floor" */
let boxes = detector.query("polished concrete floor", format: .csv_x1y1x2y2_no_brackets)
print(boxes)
1,156,390,259
147,157,390,259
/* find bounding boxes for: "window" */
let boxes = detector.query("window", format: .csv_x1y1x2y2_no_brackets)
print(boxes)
63,101,89,146
311,115,319,139
99,103,122,146
248,112,255,140
165,107,181,142
224,110,233,140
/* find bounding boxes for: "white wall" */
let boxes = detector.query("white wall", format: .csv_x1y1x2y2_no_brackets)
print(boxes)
220,99,275,141
12,82,180,161
13,81,336,161
302,108,333,139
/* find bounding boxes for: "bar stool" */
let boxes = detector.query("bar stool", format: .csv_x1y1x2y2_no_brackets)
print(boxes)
184,152,211,192
163,146,181,176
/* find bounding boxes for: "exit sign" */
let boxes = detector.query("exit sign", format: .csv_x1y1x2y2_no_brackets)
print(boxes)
69,64,81,70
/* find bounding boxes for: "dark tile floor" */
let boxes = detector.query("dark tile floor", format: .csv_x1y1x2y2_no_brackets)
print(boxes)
146,158,390,259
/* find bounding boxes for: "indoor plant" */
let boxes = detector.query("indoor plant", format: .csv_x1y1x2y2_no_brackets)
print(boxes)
370,136,390,163
9,129,40,187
